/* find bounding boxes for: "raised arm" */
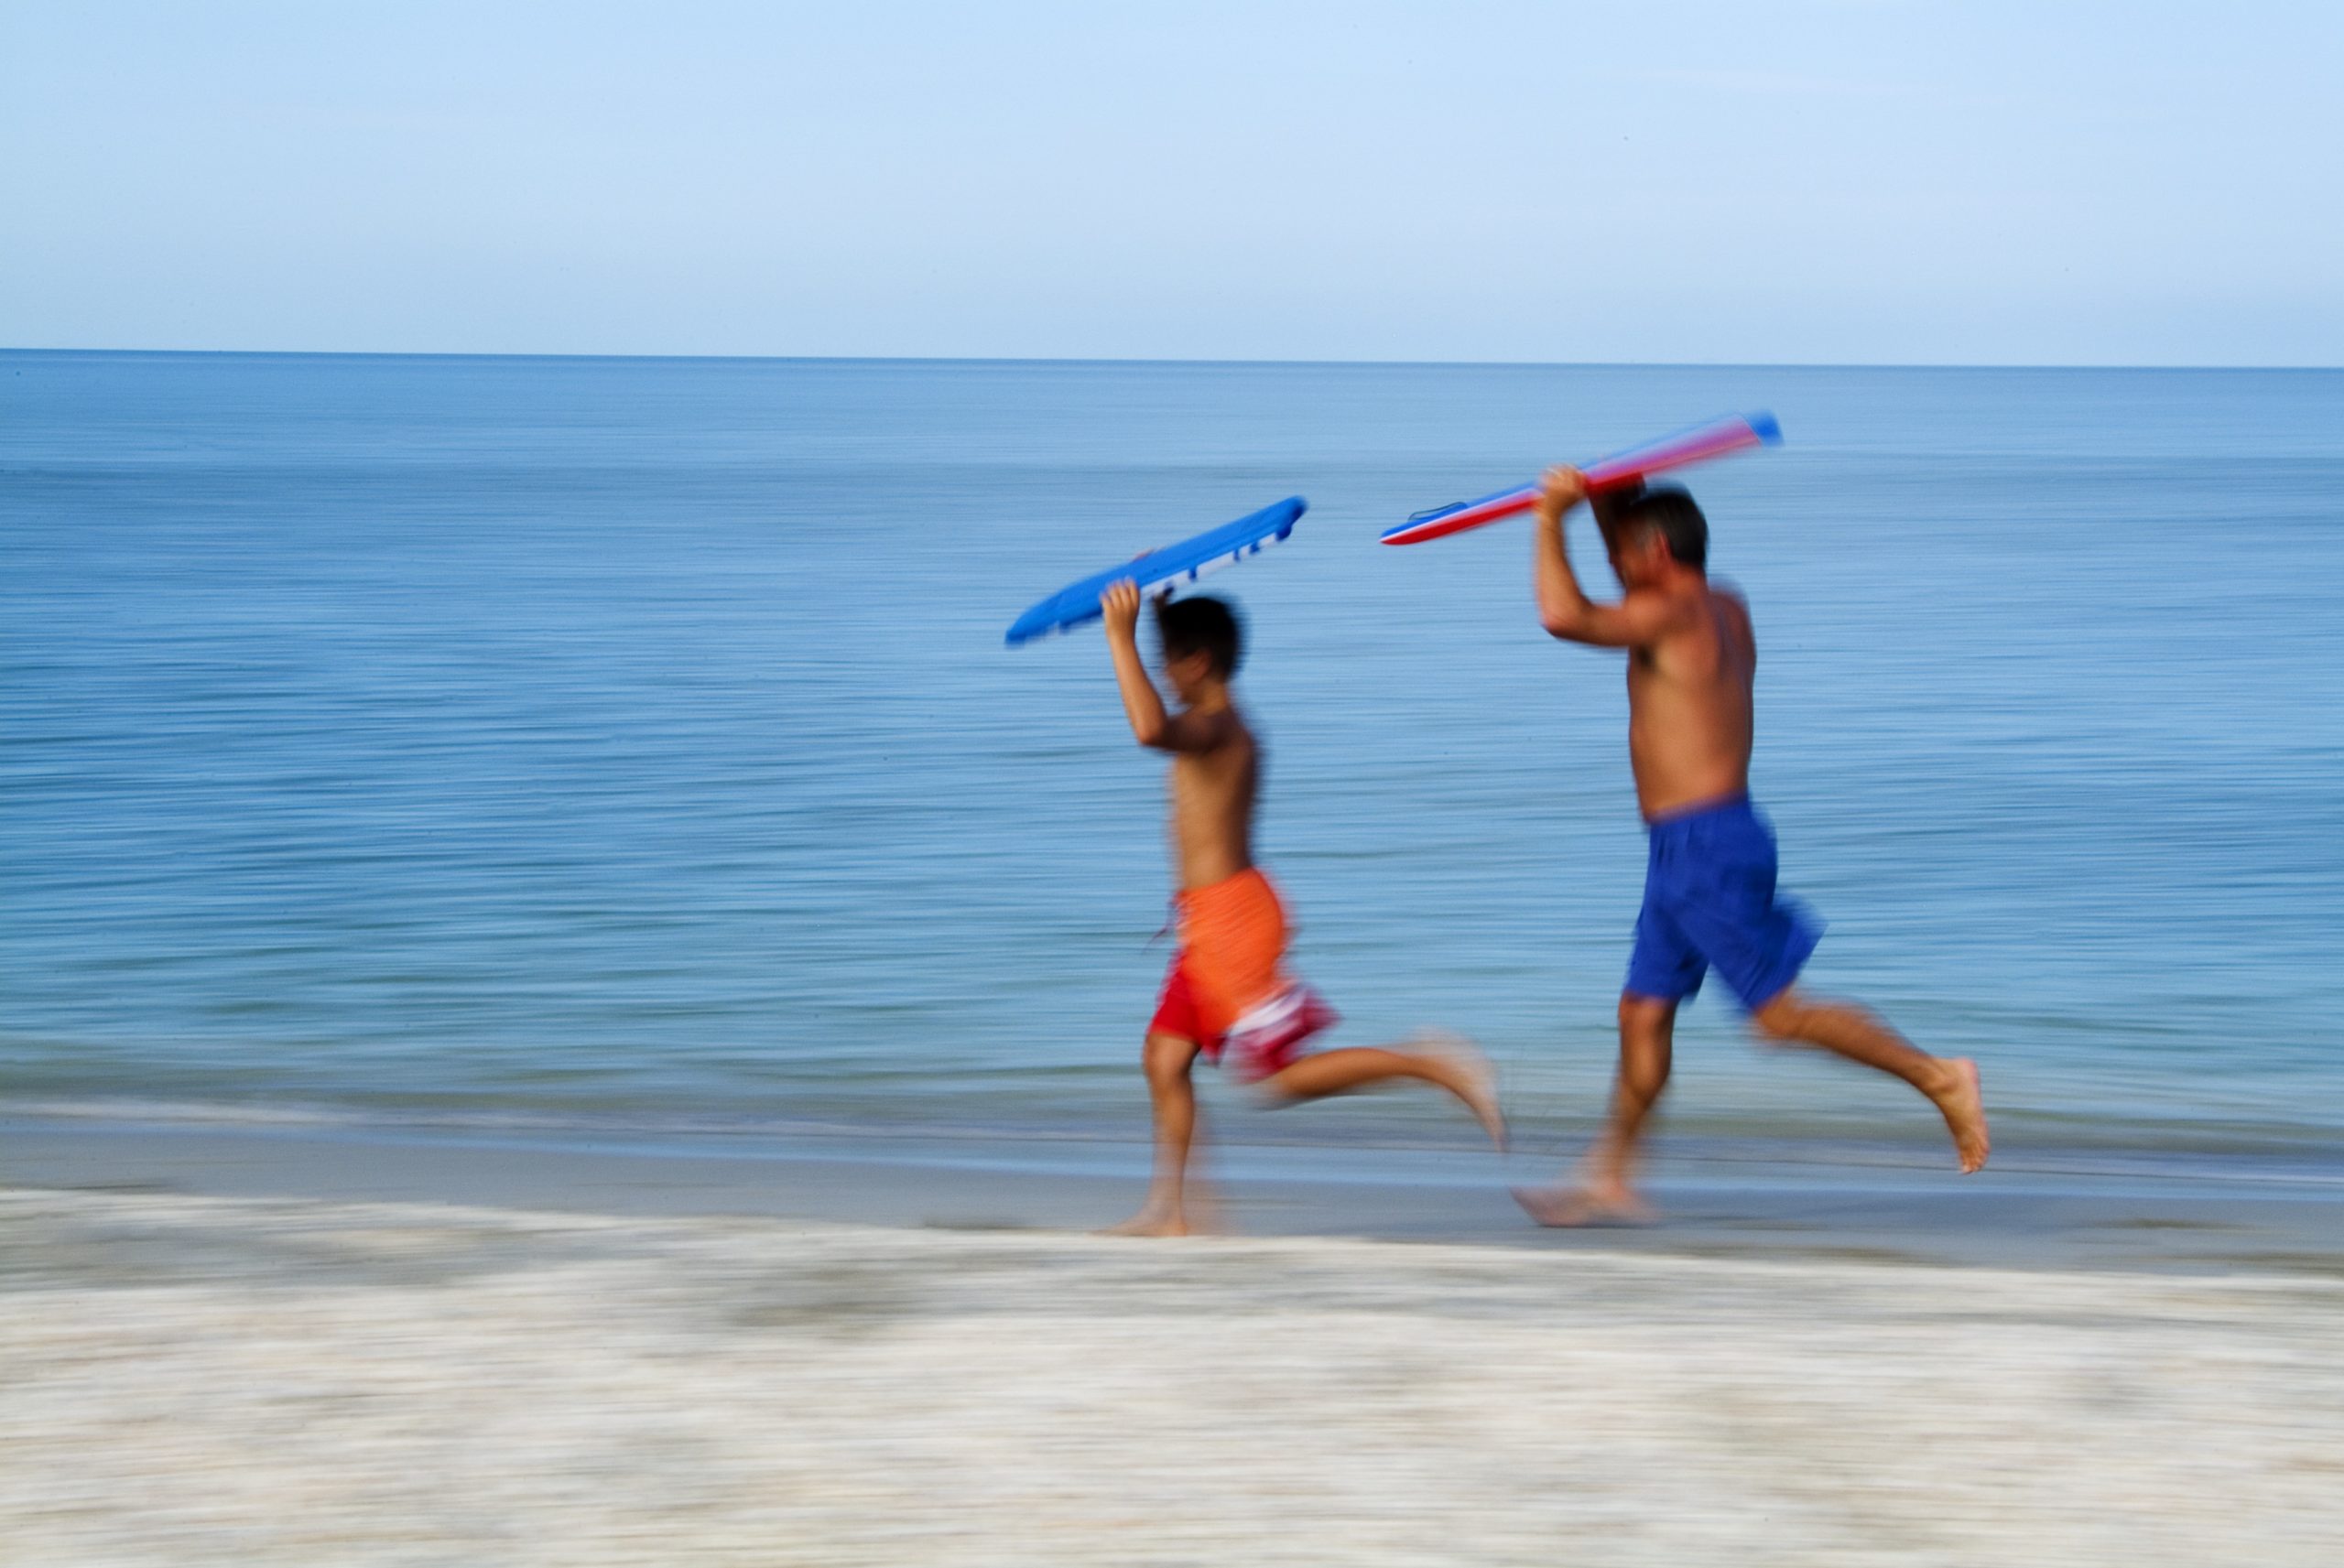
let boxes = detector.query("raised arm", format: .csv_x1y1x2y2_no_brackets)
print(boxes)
1532,466,1682,649
1101,580,1233,752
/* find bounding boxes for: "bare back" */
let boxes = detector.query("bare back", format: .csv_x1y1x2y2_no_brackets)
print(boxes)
1166,701,1257,891
1626,583,1754,818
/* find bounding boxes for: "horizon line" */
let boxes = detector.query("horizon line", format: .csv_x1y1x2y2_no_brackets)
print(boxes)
3,345,2339,374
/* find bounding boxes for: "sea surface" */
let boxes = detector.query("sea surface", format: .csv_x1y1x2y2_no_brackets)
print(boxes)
5,351,2340,1176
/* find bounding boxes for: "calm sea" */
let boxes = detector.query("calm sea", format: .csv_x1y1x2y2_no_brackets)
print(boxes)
5,351,2340,1171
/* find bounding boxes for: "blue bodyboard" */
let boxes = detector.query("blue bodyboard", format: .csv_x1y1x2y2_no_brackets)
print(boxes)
1004,497,1307,646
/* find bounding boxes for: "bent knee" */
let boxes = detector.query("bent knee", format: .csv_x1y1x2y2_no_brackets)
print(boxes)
1750,989,1808,1041
1246,1077,1299,1109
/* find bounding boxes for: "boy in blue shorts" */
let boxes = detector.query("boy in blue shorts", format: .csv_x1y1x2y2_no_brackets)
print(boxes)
1514,467,1989,1224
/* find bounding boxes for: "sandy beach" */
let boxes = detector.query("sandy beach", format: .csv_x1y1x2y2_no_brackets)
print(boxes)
5,1176,2342,1566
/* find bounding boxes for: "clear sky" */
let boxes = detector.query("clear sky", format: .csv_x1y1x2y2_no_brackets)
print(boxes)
4,1,2339,364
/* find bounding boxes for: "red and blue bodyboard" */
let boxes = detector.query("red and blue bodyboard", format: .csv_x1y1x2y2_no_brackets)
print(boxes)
1382,413,1781,546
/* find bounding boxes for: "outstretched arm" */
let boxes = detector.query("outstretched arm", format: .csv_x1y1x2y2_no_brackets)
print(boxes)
1101,581,1232,752
1532,467,1680,648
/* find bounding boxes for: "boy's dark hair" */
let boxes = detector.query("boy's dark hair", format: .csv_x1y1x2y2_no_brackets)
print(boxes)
1156,594,1242,678
1612,483,1709,570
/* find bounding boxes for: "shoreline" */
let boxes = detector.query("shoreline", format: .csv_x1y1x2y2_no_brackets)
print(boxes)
9,1112,2344,1275
12,1082,2340,1172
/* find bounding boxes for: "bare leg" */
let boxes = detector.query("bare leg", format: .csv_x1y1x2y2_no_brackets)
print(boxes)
1256,1031,1505,1150
1516,994,1673,1227
1101,1032,1206,1236
1751,985,1990,1173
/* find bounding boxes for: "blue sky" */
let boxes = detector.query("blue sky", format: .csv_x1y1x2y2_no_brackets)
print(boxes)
4,1,2338,364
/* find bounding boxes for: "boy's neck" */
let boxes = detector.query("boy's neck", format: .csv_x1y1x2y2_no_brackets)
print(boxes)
1178,681,1233,715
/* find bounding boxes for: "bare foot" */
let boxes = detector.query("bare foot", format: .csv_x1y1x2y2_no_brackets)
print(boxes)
1511,1184,1653,1227
1097,1206,1189,1238
1511,1182,1655,1227
1416,1030,1507,1152
1934,1057,1990,1173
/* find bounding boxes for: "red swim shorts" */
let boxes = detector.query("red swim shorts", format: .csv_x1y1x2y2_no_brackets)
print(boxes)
1148,949,1338,1083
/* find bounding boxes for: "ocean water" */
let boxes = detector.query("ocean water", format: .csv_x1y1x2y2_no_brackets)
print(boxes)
5,351,2341,1169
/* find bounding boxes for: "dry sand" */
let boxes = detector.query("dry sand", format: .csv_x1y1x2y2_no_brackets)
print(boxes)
4,1186,2341,1566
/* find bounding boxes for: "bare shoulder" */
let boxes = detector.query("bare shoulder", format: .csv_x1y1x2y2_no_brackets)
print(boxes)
1205,703,1255,759
1623,583,1701,635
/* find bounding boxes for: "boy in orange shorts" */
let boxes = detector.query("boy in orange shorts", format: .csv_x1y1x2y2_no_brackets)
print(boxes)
1099,580,1503,1237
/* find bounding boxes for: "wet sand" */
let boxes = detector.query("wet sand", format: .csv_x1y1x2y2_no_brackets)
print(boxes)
10,1115,2344,1273
5,1122,2344,1563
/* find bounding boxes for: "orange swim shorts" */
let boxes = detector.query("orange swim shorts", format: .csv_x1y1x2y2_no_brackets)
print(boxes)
1146,868,1337,1081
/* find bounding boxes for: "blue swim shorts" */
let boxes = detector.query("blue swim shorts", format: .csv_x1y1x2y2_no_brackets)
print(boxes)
1624,794,1821,1011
